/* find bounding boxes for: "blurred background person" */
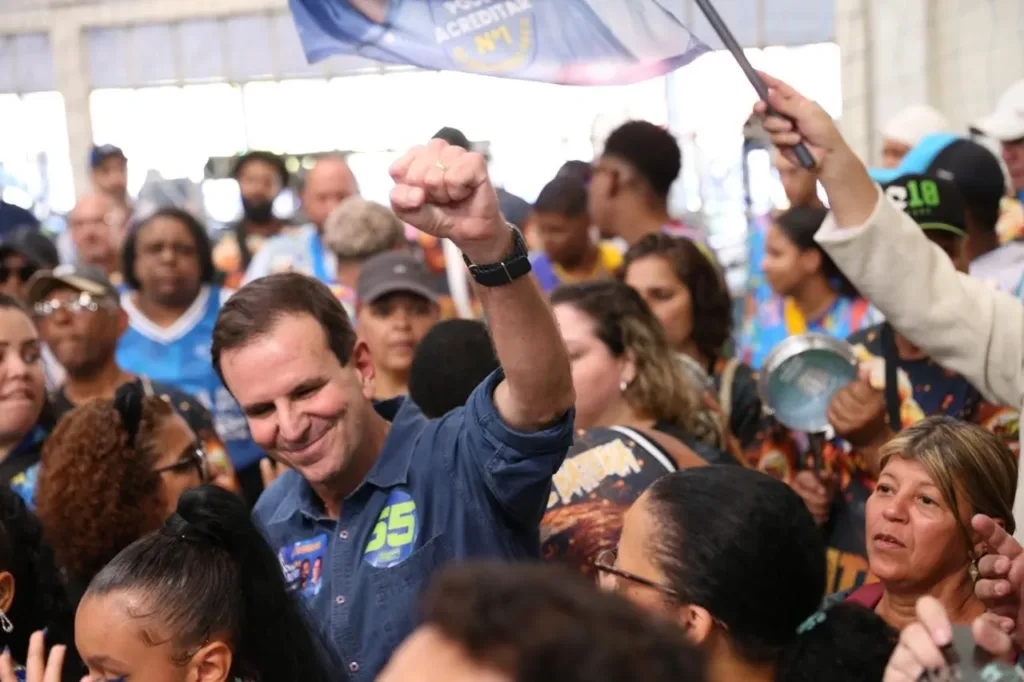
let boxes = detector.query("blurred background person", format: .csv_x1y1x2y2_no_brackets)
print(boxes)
118,208,261,503
75,485,341,682
973,79,1024,202
27,264,237,491
213,150,291,288
35,381,206,604
739,205,877,369
0,228,58,302
621,234,762,450
322,196,408,319
590,120,703,248
774,147,824,210
243,153,359,285
355,251,441,401
66,193,122,284
880,105,950,169
0,296,53,506
88,145,130,222
531,174,622,293
408,319,498,419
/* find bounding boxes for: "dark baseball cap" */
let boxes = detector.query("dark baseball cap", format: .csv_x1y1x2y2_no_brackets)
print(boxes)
0,227,59,269
89,144,126,170
870,134,1006,215
357,251,438,305
880,173,967,238
25,264,120,307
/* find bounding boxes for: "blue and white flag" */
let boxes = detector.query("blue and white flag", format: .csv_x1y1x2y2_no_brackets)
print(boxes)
290,0,710,85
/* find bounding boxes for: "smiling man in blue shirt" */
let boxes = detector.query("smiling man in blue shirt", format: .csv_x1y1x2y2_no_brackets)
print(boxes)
212,138,576,680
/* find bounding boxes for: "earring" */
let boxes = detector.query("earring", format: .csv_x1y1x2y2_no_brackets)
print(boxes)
0,608,12,634
619,380,628,392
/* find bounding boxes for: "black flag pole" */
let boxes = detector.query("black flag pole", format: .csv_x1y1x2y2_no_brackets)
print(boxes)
693,0,817,170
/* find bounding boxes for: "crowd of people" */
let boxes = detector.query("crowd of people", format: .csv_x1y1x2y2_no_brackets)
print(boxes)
2,68,1024,682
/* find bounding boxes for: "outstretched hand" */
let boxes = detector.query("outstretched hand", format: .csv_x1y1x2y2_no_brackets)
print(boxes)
389,139,511,265
0,631,69,682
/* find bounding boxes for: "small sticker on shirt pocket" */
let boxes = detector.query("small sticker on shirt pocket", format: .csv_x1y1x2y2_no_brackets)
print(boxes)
278,533,328,598
363,489,420,568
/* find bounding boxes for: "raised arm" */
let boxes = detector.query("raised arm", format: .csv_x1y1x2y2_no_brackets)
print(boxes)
754,72,1024,413
389,139,575,431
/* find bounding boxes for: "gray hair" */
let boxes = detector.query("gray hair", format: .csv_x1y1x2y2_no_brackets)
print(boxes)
322,197,406,261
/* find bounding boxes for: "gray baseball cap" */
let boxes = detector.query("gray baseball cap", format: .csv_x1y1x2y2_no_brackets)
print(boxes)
25,264,120,307
357,251,437,305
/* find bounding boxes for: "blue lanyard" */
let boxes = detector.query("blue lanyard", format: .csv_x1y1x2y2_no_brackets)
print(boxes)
307,229,331,284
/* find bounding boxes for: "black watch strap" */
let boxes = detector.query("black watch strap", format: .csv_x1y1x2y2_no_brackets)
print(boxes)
462,225,532,287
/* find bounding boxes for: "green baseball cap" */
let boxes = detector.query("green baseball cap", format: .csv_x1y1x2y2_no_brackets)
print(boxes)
881,173,968,238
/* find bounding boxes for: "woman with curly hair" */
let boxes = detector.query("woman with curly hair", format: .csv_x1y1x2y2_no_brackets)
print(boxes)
35,380,205,602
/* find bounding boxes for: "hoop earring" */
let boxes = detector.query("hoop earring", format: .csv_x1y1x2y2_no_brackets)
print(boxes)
0,608,13,634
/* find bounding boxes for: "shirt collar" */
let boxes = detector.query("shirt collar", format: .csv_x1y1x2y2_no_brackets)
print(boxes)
266,395,422,524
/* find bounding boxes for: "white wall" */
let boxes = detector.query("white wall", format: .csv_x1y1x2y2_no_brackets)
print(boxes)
837,0,1024,165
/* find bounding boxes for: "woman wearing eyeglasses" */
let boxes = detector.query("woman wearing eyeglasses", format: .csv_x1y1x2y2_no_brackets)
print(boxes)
595,466,897,682
34,381,206,605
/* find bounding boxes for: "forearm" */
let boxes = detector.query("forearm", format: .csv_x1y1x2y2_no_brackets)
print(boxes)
477,275,575,430
818,146,880,229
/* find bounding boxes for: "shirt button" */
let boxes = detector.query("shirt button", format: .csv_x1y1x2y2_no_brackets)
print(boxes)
336,595,346,605
340,530,349,539
349,662,359,673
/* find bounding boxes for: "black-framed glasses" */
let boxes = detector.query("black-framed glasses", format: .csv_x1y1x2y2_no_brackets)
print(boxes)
153,444,208,483
593,549,680,598
0,264,36,283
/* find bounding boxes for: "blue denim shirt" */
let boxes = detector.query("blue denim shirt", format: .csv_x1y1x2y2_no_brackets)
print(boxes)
253,370,574,681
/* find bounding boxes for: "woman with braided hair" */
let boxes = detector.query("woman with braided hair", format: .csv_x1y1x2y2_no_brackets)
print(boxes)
34,380,205,604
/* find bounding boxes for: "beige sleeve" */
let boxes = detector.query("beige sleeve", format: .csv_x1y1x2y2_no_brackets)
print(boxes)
817,187,1024,537
816,187,1024,410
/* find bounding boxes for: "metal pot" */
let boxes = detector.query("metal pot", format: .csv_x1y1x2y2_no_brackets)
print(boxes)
758,332,858,435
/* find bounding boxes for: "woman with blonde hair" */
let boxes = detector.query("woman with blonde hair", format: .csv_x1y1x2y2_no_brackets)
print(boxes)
543,280,735,576
831,415,1017,630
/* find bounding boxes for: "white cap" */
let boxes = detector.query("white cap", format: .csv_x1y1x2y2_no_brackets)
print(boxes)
972,80,1024,142
882,105,951,147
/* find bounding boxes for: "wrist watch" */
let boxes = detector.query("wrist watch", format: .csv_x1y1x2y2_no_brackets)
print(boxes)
462,224,532,287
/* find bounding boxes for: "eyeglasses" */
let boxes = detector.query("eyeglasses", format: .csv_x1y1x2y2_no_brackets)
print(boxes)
593,549,680,598
0,264,36,283
153,444,209,483
34,291,115,317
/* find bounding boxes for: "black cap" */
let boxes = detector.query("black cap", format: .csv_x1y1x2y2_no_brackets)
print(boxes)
925,139,1006,214
25,264,120,307
231,150,289,186
881,173,968,238
0,227,59,269
89,144,126,170
432,127,472,151
357,251,438,305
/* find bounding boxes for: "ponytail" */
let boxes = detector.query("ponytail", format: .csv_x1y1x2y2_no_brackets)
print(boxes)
776,603,896,682
86,485,340,682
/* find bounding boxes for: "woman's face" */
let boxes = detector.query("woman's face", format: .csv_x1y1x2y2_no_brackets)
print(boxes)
77,590,231,682
623,256,692,351
134,216,202,308
865,457,973,587
762,223,815,297
609,494,677,618
0,308,45,442
152,412,205,518
553,303,629,429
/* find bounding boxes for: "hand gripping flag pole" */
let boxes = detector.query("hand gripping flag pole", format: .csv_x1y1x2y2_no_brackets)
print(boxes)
693,0,817,170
